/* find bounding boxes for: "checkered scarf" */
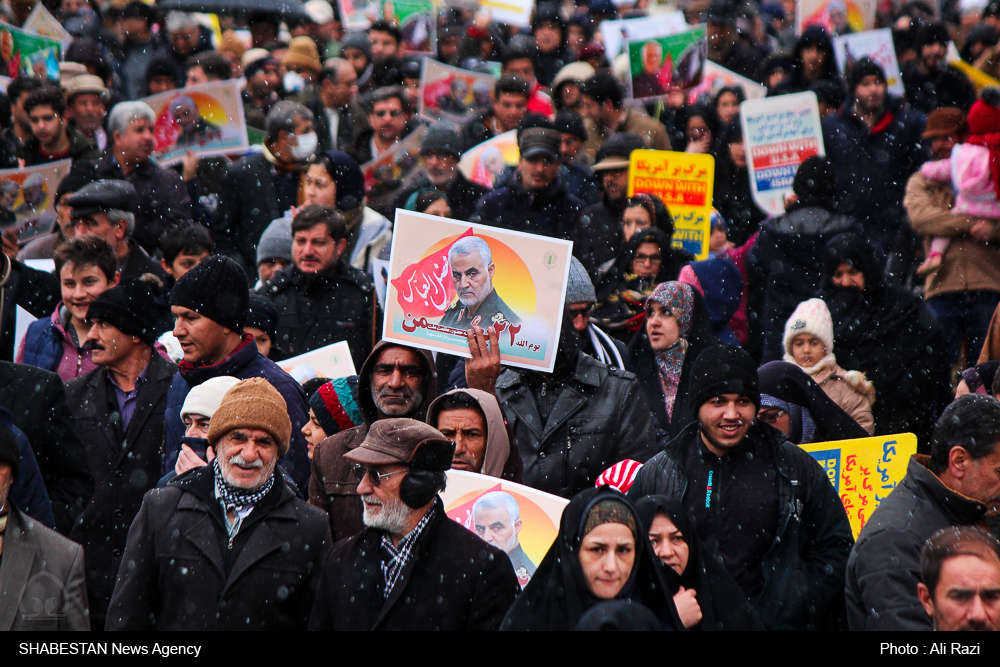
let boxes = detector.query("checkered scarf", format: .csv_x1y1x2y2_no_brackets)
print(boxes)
213,458,275,515
380,504,436,598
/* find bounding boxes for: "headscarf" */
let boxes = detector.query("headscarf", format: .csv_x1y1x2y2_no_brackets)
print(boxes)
960,361,1000,395
759,393,816,444
647,282,695,421
758,361,870,443
501,487,682,631
634,496,764,631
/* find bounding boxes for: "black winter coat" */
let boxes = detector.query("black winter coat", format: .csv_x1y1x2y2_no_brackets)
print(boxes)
394,170,489,222
65,353,177,627
845,455,987,630
901,62,976,115
0,360,93,535
106,464,331,630
262,261,381,366
495,353,658,498
308,498,519,630
473,172,583,240
629,421,855,630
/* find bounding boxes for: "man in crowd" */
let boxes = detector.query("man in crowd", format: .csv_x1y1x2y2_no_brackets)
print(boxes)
427,388,521,481
918,527,1000,632
501,38,553,117
299,58,368,154
823,58,928,254
847,394,1000,630
902,23,976,114
65,74,109,153
474,128,583,240
20,85,100,166
461,75,530,152
163,255,312,492
156,12,211,87
93,102,192,254
307,418,519,630
578,71,671,162
6,77,45,152
629,344,854,630
241,49,282,131
905,107,1000,368
215,101,317,276
565,257,630,369
66,179,167,282
0,425,89,630
119,0,158,100
256,216,293,285
355,86,411,163
705,0,763,81
184,50,233,87
107,378,331,630
368,20,401,62
440,235,520,329
396,122,488,220
263,204,379,364
66,277,177,630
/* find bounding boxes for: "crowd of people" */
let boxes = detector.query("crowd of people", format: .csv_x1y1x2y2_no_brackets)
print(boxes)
4,0,1000,634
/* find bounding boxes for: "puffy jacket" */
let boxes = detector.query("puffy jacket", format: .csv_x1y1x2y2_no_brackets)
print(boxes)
846,454,988,630
17,305,97,382
629,421,855,630
473,172,583,241
495,352,657,498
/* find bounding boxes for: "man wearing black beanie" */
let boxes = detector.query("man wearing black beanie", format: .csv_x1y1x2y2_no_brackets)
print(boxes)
163,255,313,496
629,344,854,631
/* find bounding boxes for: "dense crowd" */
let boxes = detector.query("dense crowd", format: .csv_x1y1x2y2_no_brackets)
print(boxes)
4,0,1000,634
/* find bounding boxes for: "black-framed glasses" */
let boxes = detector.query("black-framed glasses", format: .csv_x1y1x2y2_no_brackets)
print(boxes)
352,465,407,486
757,409,787,424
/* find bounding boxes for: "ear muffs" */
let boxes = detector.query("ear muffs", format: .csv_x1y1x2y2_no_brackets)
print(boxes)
399,437,456,509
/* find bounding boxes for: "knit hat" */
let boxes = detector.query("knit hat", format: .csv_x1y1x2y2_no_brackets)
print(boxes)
420,121,463,158
688,344,760,412
309,376,363,436
0,407,19,478
792,156,837,210
782,298,834,359
207,378,292,455
566,256,596,305
554,110,587,141
304,0,334,24
923,107,969,139
340,32,372,62
552,61,595,90
847,56,886,93
247,295,278,339
283,36,322,73
257,217,293,264
171,255,249,332
219,30,247,61
242,48,276,79
180,376,241,419
320,151,365,211
969,88,1000,136
86,277,160,344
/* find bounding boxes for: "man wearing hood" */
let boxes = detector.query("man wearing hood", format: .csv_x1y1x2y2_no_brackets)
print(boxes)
902,23,975,114
427,388,522,482
532,3,571,88
770,25,844,95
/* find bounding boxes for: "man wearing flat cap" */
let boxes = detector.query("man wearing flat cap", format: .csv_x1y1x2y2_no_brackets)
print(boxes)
308,418,519,630
473,127,583,240
107,378,332,630
65,276,178,629
66,178,168,282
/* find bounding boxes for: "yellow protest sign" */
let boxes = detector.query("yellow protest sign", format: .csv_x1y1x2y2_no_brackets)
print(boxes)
801,433,917,538
627,150,714,259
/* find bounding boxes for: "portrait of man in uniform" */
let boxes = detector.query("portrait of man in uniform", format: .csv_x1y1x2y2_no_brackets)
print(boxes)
440,235,520,329
472,491,536,586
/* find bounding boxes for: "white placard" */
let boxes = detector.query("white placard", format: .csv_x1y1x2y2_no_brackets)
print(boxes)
279,341,357,381
833,29,905,96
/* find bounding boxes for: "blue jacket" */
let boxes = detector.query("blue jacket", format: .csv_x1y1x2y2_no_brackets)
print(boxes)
822,96,927,252
162,335,311,493
10,422,56,530
19,314,62,374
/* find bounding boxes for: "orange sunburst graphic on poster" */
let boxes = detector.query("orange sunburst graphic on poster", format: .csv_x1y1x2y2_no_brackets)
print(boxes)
153,92,229,152
423,232,536,320
446,488,559,565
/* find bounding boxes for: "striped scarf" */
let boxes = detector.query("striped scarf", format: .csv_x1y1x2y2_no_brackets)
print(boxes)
213,459,274,516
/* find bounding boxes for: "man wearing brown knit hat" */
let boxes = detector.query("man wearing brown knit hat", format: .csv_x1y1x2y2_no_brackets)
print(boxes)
106,378,332,631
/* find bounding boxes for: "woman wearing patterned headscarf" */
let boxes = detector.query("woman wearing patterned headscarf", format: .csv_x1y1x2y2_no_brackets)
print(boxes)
627,282,719,437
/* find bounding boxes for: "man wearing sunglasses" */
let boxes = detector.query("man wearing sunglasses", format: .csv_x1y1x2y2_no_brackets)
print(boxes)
355,86,414,163
308,418,519,630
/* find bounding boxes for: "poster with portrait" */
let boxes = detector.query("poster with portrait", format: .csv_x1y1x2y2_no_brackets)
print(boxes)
627,150,714,259
383,210,573,373
418,58,496,124
338,0,381,30
360,124,425,192
0,159,71,243
833,29,905,96
626,25,707,100
458,129,519,188
0,22,61,80
385,0,435,54
686,61,767,105
796,0,876,35
801,433,917,538
441,470,569,587
740,91,825,216
142,79,249,167
279,341,357,382
22,4,72,49
599,11,689,58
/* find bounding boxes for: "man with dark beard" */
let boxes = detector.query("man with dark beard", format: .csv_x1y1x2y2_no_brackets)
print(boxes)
308,418,519,630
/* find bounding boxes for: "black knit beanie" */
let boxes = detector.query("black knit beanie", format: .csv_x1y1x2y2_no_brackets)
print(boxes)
688,344,761,413
87,277,159,344
170,255,249,332
847,56,886,93
0,407,20,478
792,155,838,210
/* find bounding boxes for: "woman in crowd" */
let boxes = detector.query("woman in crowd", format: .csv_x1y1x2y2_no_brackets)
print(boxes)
713,86,746,127
501,487,682,631
713,119,766,246
682,104,721,155
635,496,763,631
955,361,1000,397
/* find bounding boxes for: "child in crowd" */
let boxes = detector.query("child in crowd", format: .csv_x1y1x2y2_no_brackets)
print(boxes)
783,298,876,433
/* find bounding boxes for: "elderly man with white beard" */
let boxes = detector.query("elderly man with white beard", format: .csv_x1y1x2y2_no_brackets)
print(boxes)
308,418,519,630
106,378,332,630
439,236,521,329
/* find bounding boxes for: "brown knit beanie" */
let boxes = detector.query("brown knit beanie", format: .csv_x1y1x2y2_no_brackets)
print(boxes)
207,378,292,455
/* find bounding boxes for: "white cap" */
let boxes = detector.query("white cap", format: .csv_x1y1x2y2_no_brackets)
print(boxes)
180,376,241,420
304,0,334,24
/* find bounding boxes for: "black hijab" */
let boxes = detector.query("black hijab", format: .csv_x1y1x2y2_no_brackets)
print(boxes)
634,496,764,631
501,487,683,631
758,361,870,442
713,119,766,247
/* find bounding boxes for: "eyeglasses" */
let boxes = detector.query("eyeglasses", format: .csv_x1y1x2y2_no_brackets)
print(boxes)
352,465,407,486
373,109,404,118
635,253,662,264
757,409,787,424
